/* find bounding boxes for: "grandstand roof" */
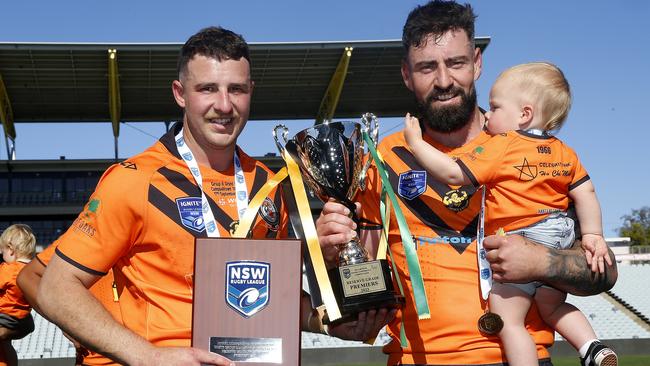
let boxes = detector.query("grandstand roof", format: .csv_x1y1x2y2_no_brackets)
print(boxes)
0,38,490,123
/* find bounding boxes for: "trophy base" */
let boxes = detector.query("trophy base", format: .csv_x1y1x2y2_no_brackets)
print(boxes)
323,259,405,325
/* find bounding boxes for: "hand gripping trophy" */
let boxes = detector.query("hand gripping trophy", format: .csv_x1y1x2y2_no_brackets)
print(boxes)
274,113,403,323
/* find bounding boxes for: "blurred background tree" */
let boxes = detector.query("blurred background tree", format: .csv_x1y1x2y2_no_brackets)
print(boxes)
619,206,650,246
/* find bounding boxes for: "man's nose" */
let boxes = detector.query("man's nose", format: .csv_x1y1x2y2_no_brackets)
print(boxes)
434,66,453,90
213,91,233,114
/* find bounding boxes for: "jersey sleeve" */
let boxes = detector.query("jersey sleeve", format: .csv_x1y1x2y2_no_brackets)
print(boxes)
55,164,148,275
455,133,511,187
568,148,590,191
35,241,58,266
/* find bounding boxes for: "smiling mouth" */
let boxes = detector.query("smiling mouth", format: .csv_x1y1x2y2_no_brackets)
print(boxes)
432,93,459,102
208,118,233,126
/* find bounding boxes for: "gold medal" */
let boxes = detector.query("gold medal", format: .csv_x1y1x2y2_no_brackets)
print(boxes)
478,312,503,335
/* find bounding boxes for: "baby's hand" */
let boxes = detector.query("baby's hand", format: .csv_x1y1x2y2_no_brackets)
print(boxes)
581,234,613,273
403,113,423,148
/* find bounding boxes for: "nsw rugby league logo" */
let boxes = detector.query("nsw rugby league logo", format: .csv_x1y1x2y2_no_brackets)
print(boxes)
225,261,270,318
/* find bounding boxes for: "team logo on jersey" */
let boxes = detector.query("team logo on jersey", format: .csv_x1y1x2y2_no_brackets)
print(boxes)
464,146,485,162
398,170,427,200
119,161,137,170
226,261,270,318
176,197,205,233
443,189,469,212
259,198,279,231
83,198,101,218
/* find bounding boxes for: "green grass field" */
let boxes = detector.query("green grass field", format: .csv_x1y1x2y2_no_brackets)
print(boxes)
553,355,650,366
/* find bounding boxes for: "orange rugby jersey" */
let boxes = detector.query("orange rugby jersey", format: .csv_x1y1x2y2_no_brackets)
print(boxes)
359,131,553,365
456,130,589,234
0,261,30,319
37,243,120,366
55,123,288,348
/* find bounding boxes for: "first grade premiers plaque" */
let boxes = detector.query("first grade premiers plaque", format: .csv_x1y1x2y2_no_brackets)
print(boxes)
192,238,302,365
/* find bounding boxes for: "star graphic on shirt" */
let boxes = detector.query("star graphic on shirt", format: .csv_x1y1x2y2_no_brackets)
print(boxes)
513,158,538,181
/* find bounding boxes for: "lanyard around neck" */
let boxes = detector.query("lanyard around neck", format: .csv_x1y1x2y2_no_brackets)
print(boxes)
476,185,492,300
175,128,249,237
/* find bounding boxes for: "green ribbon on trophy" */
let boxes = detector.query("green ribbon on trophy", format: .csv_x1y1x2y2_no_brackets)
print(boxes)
379,186,409,347
362,130,430,322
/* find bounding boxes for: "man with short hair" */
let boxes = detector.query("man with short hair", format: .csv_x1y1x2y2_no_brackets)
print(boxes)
315,1,617,365
34,26,390,366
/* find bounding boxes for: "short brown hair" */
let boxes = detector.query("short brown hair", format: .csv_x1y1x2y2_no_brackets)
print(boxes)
177,26,250,79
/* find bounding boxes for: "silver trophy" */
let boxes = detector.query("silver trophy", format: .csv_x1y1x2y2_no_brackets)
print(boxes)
274,113,403,322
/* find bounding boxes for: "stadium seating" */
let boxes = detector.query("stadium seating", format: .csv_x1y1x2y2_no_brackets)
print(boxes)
608,264,650,321
563,293,650,340
12,311,76,359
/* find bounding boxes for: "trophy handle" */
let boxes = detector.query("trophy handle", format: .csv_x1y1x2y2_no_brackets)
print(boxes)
359,113,379,189
273,124,289,155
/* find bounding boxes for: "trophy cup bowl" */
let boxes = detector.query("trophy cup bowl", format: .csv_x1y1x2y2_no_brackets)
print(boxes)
274,114,403,323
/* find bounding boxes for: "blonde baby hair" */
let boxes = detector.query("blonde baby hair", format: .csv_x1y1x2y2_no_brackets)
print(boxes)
496,62,571,132
0,224,36,259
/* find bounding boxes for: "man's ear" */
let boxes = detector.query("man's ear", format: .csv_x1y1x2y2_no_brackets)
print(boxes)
401,59,414,91
172,80,186,109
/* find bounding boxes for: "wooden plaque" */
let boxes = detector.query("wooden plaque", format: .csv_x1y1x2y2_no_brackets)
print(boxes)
192,238,302,365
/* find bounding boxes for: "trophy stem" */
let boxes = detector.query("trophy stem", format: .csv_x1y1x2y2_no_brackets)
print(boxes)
337,236,369,266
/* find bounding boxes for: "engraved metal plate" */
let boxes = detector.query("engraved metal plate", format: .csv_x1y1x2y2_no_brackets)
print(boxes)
339,261,387,297
210,337,282,363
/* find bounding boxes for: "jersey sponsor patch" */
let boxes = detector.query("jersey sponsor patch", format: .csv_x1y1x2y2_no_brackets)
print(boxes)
176,197,205,233
226,261,270,318
398,170,427,200
259,198,279,232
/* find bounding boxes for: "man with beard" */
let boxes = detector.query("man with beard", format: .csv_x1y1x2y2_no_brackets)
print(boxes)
315,1,617,365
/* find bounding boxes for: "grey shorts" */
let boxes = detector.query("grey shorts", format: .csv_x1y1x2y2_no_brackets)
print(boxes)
505,213,575,296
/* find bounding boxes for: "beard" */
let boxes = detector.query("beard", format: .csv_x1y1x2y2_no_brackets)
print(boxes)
415,85,477,133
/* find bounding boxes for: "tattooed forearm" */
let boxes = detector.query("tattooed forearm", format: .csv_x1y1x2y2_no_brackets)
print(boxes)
544,244,618,296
